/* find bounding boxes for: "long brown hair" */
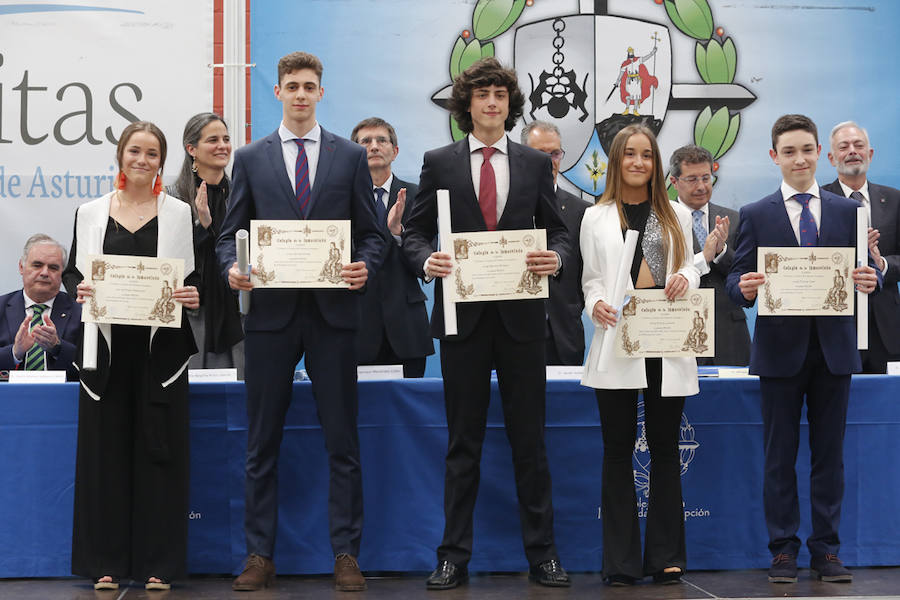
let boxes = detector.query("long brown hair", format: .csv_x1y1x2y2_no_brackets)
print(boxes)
599,124,686,270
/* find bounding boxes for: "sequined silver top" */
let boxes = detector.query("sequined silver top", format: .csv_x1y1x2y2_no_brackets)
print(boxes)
642,210,667,285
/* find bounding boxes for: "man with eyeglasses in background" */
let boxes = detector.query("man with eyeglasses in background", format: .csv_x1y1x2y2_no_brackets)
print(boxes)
670,144,750,366
522,120,592,366
350,117,433,377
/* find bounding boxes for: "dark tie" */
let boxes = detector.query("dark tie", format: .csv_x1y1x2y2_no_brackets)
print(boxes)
850,190,870,226
24,304,48,371
478,147,498,231
294,139,311,218
795,193,817,246
692,209,707,248
374,187,388,226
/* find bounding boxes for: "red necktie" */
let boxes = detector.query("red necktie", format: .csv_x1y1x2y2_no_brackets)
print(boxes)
478,147,497,231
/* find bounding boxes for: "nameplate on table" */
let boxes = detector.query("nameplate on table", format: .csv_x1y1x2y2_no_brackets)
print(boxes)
546,365,584,380
615,289,715,358
445,228,549,303
8,370,66,383
716,367,754,378
357,365,403,380
250,219,351,289
757,247,855,316
83,254,185,328
887,362,900,376
188,368,238,383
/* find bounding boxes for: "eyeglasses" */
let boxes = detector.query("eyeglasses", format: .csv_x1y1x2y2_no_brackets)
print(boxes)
675,174,712,185
358,136,392,146
548,149,565,161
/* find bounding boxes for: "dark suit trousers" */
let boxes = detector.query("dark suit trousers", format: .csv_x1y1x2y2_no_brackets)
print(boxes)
759,324,850,558
437,304,557,567
368,335,426,378
861,315,900,374
243,294,362,558
594,358,686,578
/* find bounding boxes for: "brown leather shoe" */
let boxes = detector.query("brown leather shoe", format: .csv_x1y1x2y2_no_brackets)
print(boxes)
334,553,367,591
232,554,275,591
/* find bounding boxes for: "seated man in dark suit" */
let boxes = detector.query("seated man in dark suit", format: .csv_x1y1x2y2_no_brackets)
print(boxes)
726,114,879,585
823,121,900,373
350,117,433,377
670,144,750,366
1,234,80,380
521,120,592,366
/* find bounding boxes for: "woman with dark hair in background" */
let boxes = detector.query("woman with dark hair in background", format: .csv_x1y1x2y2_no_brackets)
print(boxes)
64,121,199,591
168,112,243,374
579,124,699,586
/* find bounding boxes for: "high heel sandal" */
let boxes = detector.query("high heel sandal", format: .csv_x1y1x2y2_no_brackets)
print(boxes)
145,577,172,591
93,576,119,590
652,567,684,584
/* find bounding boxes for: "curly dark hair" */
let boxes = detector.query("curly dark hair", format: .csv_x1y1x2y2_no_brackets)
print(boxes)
448,57,524,134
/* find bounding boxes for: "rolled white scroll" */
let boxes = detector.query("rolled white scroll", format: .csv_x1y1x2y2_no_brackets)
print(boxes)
437,189,457,336
236,229,251,315
595,229,639,372
82,225,103,370
857,206,868,350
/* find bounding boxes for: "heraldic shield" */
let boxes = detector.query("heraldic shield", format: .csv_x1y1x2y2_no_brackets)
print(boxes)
515,15,672,198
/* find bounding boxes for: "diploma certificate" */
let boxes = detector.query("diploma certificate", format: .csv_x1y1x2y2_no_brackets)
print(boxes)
250,220,351,288
445,229,548,303
83,254,184,328
614,289,715,358
757,247,855,316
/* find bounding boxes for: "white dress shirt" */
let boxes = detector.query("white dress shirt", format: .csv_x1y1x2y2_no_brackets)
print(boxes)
780,181,821,245
11,291,56,365
279,121,321,191
468,134,510,221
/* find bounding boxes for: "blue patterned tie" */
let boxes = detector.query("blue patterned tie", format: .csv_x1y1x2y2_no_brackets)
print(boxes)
24,304,48,371
294,139,311,218
374,187,388,226
692,209,707,248
795,193,817,246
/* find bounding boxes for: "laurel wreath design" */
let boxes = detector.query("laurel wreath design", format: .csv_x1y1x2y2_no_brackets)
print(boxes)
443,0,746,195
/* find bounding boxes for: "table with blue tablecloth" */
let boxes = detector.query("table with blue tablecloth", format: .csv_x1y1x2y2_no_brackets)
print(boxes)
1,376,898,577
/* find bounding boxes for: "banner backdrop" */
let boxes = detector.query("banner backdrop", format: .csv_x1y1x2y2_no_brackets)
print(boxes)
249,0,900,375
0,0,213,288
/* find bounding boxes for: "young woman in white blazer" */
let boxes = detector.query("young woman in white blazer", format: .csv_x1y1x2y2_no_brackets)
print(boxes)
579,124,700,586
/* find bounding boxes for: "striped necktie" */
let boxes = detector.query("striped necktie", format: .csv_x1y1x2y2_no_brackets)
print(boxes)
294,139,311,218
24,304,48,371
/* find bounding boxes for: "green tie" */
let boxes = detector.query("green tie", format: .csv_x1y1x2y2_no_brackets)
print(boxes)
24,304,48,371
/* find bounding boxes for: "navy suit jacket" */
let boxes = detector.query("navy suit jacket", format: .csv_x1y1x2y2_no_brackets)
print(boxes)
547,187,591,364
357,177,433,362
726,188,879,377
0,289,80,380
402,137,569,342
216,128,385,332
822,179,900,354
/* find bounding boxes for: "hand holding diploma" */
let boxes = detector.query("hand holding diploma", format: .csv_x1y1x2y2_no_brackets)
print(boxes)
340,262,368,290
852,265,877,294
738,271,766,302
664,273,689,300
228,262,256,291
591,299,618,329
173,285,199,309
424,251,453,278
525,250,559,276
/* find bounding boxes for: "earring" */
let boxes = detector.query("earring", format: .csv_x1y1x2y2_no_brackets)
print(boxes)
191,159,198,173
116,172,127,190
152,174,163,195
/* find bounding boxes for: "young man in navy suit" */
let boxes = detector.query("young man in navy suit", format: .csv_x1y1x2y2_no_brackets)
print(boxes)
725,114,879,584
217,52,384,592
823,121,900,373
0,234,80,380
403,58,570,590
350,117,433,377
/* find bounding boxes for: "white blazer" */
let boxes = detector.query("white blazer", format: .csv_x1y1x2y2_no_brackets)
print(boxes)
580,200,700,396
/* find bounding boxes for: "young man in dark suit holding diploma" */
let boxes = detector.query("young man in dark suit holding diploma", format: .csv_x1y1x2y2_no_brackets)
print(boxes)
403,57,570,590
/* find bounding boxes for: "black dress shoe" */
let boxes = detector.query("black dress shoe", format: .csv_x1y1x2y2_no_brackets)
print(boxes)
529,559,571,587
652,567,683,584
426,560,468,590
